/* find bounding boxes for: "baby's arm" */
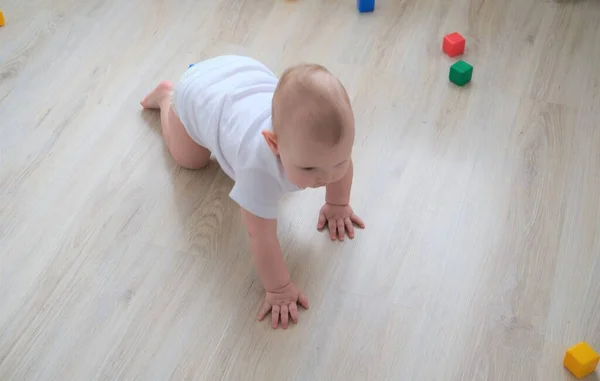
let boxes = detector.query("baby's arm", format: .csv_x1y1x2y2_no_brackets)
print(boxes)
241,208,309,329
241,208,291,290
325,158,354,206
318,158,365,240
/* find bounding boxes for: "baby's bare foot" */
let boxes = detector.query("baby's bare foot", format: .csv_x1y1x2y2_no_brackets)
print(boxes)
140,81,173,109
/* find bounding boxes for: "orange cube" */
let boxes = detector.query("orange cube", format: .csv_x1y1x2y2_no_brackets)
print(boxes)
564,342,599,379
0,9,5,27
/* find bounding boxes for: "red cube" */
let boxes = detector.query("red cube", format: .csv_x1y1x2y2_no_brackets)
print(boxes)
443,32,465,57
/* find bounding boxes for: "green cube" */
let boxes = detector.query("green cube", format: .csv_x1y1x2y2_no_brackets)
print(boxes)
449,60,473,86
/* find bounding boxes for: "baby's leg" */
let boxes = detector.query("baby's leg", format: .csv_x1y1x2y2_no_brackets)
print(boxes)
141,81,211,169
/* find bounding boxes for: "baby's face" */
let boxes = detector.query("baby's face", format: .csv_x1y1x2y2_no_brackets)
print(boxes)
279,131,354,189
268,63,355,188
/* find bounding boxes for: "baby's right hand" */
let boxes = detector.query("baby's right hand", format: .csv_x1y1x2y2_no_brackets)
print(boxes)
257,282,309,329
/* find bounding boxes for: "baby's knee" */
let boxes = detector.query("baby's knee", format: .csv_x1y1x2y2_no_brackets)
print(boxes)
174,156,210,170
169,145,210,170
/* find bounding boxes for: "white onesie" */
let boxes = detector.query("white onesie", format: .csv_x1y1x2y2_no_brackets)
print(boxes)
171,55,300,219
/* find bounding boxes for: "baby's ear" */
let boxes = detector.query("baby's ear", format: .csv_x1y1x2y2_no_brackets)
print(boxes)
262,130,279,155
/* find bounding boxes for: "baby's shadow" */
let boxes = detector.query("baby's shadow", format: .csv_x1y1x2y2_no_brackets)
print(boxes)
140,109,177,166
138,106,240,250
139,109,162,136
170,161,232,227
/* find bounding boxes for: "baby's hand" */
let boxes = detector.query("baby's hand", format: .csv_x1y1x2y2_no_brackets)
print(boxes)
317,203,365,241
257,282,309,329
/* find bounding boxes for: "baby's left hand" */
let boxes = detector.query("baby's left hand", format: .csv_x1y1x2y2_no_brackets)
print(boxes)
317,203,365,241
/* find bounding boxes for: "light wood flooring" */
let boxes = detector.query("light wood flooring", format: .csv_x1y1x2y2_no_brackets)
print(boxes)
1,0,600,379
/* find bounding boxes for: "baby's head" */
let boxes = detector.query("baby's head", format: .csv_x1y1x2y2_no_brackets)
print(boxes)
263,63,355,189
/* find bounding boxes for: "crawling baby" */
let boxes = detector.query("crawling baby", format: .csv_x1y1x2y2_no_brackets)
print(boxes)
141,55,364,329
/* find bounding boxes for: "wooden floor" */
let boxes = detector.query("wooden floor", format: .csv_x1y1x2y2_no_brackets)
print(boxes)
1,0,600,379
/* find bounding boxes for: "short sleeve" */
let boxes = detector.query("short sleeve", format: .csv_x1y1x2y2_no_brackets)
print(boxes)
229,168,284,219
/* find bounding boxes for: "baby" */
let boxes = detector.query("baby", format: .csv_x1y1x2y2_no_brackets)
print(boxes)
141,55,364,329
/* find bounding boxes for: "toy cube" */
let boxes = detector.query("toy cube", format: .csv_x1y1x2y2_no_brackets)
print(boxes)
564,342,599,379
443,32,465,57
449,60,473,86
0,10,5,27
358,0,374,13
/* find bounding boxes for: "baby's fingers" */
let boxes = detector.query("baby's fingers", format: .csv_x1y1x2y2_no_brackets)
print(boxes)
328,219,337,240
351,213,366,229
271,305,281,329
345,217,355,238
257,301,272,321
298,292,310,309
280,305,289,329
289,303,299,324
337,219,345,241
317,212,327,230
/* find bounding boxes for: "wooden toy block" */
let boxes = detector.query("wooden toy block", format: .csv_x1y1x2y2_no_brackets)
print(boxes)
449,60,473,86
0,10,5,27
564,342,599,379
443,32,465,57
357,0,374,13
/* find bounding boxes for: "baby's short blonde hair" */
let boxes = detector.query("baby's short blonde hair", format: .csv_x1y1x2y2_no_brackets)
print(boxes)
272,63,353,146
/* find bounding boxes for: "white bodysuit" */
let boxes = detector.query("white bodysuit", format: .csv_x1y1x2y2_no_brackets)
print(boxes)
171,55,300,219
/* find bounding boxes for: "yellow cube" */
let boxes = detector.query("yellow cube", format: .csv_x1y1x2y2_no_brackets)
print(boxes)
564,342,600,379
0,10,5,27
